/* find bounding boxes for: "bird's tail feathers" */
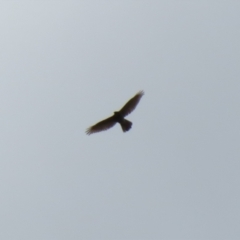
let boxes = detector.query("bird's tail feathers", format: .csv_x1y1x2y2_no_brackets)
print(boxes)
120,119,132,132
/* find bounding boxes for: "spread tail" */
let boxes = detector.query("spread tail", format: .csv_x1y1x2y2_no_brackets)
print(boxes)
120,119,132,132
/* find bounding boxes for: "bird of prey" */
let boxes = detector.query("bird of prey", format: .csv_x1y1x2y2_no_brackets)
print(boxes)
86,90,144,135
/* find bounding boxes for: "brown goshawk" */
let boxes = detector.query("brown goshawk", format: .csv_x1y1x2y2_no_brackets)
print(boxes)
86,90,144,135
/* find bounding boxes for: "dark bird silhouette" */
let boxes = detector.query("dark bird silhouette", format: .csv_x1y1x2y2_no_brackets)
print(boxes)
86,90,144,135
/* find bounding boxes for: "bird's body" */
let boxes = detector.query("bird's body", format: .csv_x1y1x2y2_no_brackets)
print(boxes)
86,91,144,135
113,111,132,132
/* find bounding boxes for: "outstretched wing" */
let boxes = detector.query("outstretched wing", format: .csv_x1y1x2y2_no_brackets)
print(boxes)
119,90,144,117
86,116,117,135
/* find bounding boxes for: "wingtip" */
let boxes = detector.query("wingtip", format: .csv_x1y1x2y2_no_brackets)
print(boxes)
85,128,92,135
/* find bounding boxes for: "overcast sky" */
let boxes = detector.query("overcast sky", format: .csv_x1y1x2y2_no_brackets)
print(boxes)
0,1,240,240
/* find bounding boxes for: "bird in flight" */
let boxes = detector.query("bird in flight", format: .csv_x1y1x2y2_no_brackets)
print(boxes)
86,90,144,135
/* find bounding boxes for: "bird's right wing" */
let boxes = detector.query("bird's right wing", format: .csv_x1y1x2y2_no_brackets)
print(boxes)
119,90,144,117
86,116,117,135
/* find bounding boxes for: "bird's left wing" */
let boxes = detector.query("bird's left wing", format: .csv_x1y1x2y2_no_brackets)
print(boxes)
119,90,144,117
86,116,117,135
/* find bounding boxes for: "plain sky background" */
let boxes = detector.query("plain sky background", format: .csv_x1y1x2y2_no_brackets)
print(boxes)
0,1,240,240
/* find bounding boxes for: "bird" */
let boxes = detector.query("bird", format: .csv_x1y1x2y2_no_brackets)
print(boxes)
86,90,144,135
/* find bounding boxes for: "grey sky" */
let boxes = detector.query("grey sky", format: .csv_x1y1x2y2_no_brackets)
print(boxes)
0,1,240,239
